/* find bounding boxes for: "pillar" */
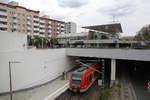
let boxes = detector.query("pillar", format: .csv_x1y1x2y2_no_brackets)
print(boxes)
110,59,116,87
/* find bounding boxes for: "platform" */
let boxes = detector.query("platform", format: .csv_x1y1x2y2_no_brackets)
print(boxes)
0,75,69,100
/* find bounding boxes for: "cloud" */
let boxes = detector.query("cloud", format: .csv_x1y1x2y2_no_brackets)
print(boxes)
40,10,66,21
98,0,136,18
0,0,10,3
57,0,88,8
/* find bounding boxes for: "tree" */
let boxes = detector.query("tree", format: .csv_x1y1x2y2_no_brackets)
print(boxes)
27,35,32,46
135,26,150,41
34,36,42,48
50,38,58,48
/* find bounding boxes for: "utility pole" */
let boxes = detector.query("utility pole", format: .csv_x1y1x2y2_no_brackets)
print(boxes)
101,59,105,89
8,61,21,100
9,62,13,100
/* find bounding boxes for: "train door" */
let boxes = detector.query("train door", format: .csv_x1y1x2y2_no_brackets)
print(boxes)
92,71,95,81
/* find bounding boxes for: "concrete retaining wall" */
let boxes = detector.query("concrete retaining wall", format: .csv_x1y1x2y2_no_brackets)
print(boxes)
0,49,73,94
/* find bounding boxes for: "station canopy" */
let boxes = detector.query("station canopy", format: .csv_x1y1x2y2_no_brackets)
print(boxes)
82,23,123,34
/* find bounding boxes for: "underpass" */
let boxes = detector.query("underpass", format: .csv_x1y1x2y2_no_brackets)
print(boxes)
65,48,150,100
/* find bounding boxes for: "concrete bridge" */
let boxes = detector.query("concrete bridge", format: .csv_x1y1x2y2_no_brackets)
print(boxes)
66,48,150,86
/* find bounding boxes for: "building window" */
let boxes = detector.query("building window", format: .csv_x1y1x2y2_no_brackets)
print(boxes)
17,13,20,16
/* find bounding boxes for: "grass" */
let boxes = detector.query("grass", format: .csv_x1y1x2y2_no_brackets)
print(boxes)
100,87,111,100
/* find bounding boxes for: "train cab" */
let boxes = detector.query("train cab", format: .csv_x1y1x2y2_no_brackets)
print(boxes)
69,63,99,92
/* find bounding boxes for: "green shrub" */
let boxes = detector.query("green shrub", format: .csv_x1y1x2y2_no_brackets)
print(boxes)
100,88,111,100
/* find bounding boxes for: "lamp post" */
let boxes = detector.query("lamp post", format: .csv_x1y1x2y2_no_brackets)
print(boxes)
8,61,21,100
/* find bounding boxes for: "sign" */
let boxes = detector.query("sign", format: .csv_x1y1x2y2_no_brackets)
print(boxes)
98,79,102,86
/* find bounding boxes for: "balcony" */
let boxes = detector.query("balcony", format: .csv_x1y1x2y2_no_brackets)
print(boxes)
0,24,7,28
13,19,17,23
0,17,7,22
40,29,45,33
40,25,45,28
0,11,7,16
34,33,39,36
48,21,51,24
40,20,45,23
39,34,45,37
48,25,51,28
33,18,39,21
27,27,31,30
34,23,39,26
27,16,31,19
27,21,31,25
48,30,51,33
34,28,39,31
61,24,65,27
27,32,31,35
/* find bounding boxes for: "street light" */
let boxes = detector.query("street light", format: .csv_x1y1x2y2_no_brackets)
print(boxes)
8,61,21,100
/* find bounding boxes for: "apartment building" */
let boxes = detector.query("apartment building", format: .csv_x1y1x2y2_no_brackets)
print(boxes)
65,22,77,34
39,15,65,38
0,1,65,37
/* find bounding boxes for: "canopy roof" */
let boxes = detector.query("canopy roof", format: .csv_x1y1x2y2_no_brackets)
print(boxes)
82,23,123,34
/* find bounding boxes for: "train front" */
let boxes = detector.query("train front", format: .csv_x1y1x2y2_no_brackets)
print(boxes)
69,72,84,92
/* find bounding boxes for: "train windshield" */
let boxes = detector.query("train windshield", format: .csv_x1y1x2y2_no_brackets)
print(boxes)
72,73,82,79
72,80,81,86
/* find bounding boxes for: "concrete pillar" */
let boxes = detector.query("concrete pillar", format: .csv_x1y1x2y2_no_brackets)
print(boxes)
110,59,116,87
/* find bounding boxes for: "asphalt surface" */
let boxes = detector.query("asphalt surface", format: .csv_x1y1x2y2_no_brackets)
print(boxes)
131,72,150,100
118,60,150,100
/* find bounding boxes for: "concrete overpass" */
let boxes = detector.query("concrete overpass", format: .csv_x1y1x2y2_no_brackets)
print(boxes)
66,48,150,86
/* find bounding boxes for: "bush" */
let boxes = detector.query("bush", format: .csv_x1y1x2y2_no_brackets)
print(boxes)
100,88,111,100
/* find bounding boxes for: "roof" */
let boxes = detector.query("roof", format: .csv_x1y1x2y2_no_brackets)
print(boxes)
72,63,95,74
82,23,123,34
40,17,65,24
57,32,88,38
0,2,39,13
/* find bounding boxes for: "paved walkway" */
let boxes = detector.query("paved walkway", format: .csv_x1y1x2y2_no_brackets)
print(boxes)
0,76,69,100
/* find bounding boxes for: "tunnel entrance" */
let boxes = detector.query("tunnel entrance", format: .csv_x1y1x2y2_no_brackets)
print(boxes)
116,59,150,100
70,57,150,100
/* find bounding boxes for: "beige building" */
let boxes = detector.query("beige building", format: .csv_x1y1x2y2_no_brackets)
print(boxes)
0,1,65,38
39,15,65,38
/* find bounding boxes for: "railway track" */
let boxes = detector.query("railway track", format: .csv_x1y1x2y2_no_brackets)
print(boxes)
55,80,101,100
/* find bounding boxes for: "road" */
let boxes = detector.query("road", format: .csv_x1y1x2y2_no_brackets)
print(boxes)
118,60,150,100
131,71,150,100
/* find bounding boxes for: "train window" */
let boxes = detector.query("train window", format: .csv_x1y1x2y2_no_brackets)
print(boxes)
72,80,81,86
72,73,82,79
89,75,92,81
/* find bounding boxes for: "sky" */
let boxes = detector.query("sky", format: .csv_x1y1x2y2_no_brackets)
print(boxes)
1,0,150,36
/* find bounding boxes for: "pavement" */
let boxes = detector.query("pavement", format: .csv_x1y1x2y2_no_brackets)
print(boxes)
0,76,69,100
55,80,101,100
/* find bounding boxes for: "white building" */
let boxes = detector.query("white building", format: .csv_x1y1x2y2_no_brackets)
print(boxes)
65,22,77,34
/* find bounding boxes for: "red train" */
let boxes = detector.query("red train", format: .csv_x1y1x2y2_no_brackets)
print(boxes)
69,63,99,92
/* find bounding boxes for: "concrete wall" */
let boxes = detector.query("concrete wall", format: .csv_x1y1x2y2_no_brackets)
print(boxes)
0,32,27,52
66,48,150,61
0,49,73,94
